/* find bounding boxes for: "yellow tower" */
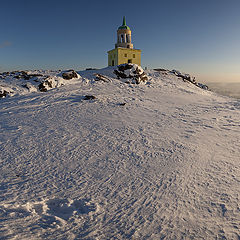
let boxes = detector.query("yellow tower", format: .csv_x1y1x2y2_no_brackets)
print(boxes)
108,17,141,66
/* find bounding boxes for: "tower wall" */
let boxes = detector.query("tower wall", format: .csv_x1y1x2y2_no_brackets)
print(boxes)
117,48,141,66
108,48,141,66
108,49,118,66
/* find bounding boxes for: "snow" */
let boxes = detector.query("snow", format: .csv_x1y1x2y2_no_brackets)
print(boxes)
0,70,81,97
0,67,240,239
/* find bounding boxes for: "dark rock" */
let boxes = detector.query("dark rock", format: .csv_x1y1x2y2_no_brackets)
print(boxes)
171,69,208,90
38,83,48,92
114,64,148,84
94,73,110,82
22,84,29,89
114,70,127,79
86,68,97,71
13,71,31,80
197,83,209,90
154,68,168,72
83,95,96,100
20,71,28,75
62,70,78,80
139,72,148,82
23,75,30,80
47,80,53,88
28,73,43,78
38,80,53,92
118,64,133,71
118,103,126,106
0,90,9,98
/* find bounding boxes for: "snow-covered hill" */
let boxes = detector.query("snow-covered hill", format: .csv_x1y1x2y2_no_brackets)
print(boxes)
0,65,239,239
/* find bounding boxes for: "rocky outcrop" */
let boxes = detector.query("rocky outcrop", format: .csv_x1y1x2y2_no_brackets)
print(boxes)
38,80,53,92
94,73,110,82
62,70,78,80
170,69,208,90
0,90,9,98
114,64,148,84
0,69,82,98
197,83,208,90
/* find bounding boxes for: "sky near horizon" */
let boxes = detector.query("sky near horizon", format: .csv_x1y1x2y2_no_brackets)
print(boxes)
1,0,240,83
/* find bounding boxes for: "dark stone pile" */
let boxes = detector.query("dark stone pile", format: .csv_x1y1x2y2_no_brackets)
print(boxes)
38,78,54,92
0,69,81,98
62,70,78,80
114,64,148,84
0,71,43,81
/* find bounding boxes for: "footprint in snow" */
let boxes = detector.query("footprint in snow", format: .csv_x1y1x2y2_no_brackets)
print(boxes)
27,198,97,222
1,198,98,230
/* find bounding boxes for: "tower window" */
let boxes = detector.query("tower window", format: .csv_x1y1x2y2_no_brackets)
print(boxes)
121,35,124,43
128,59,132,63
133,54,135,58
124,54,127,57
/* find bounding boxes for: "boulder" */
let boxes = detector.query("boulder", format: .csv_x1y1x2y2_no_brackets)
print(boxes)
62,70,78,80
94,73,110,82
0,90,9,98
114,64,148,84
38,79,53,92
38,83,48,92
197,83,209,90
83,95,96,100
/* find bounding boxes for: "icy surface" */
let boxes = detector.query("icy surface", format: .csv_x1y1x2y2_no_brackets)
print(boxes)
0,68,240,239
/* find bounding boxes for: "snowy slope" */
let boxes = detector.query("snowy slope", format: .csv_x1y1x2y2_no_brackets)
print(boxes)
0,67,240,240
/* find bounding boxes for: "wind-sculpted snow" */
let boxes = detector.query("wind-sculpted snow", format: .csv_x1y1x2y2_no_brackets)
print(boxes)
0,67,239,239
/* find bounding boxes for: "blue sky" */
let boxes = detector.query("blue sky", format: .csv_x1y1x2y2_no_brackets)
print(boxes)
1,0,240,82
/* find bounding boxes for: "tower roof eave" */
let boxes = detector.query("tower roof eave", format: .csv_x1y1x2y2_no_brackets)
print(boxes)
118,26,131,30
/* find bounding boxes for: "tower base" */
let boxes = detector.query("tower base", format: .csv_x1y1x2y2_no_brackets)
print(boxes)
108,48,141,66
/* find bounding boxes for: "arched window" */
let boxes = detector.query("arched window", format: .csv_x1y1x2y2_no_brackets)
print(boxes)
118,35,121,43
121,35,124,43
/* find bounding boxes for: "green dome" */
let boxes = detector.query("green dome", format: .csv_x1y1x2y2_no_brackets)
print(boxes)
118,16,131,30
